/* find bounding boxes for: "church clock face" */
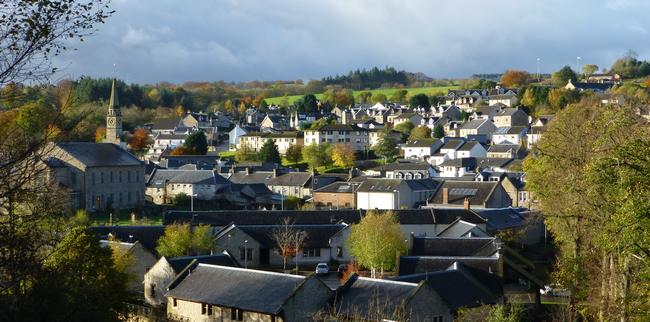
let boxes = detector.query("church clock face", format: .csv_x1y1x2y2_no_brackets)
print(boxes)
108,117,116,127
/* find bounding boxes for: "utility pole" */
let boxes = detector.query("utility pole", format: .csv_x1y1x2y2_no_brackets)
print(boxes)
536,58,541,82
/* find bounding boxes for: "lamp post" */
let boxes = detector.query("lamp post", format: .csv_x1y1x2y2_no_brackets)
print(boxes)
244,239,248,269
393,189,400,209
536,58,541,82
190,193,198,212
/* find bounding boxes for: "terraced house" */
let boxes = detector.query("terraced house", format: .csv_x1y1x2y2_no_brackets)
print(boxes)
238,132,304,155
303,124,369,151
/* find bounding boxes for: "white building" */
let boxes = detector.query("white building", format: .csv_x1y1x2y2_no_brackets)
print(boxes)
401,139,444,160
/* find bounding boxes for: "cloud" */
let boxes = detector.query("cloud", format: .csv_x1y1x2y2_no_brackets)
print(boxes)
53,0,650,84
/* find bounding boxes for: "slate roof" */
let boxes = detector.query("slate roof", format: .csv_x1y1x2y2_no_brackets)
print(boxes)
90,225,165,251
457,141,483,151
155,133,188,140
148,169,227,187
242,131,303,138
314,182,360,193
404,139,441,148
473,208,527,231
487,144,519,153
493,126,527,135
164,209,487,226
167,253,239,274
356,178,401,192
54,142,142,167
166,264,305,315
476,158,513,169
392,262,502,309
266,172,312,187
227,171,275,184
217,224,347,248
160,155,220,170
313,124,363,131
335,275,419,319
494,108,524,117
460,119,489,130
369,162,432,172
438,157,477,168
411,237,500,257
399,256,500,276
151,118,180,130
440,139,465,150
429,180,500,206
571,82,613,92
404,179,440,191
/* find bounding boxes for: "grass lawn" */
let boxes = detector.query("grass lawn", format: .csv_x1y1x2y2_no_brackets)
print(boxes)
264,85,459,105
91,208,164,226
218,150,236,158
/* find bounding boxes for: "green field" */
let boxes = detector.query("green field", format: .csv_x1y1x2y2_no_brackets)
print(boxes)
264,85,459,105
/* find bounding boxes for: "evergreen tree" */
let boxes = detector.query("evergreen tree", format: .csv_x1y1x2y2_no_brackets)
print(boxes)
373,127,398,161
183,130,208,155
258,139,281,164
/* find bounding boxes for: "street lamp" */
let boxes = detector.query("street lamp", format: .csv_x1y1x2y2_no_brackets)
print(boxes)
244,239,248,269
393,189,400,209
190,193,198,212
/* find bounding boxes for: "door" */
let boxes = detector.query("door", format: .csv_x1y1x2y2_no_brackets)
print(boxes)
260,248,270,266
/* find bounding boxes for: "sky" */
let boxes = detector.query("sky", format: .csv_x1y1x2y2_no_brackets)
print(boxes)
53,0,650,84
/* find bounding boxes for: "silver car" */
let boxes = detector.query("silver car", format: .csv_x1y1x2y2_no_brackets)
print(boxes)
315,263,329,275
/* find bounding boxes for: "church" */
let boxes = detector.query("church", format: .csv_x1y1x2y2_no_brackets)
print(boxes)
44,80,146,211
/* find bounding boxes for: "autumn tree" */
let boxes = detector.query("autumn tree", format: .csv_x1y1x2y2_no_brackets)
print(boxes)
332,144,356,169
408,126,431,141
394,121,414,141
258,139,281,164
285,144,302,164
371,93,388,104
389,89,408,103
302,142,333,169
272,218,307,272
127,127,152,152
358,91,373,104
156,223,214,257
347,211,406,278
95,126,106,142
235,142,258,162
500,70,531,87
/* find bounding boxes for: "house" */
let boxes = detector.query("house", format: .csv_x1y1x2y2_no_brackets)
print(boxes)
99,240,157,294
455,141,487,158
365,161,436,179
492,126,528,145
150,118,181,135
392,112,423,126
471,105,503,121
312,181,361,209
333,274,452,322
488,94,518,107
213,223,350,267
427,180,512,209
587,73,621,83
165,264,332,322
401,139,444,160
487,143,521,159
459,119,497,139
146,169,229,204
434,218,490,238
565,79,613,92
290,112,320,129
531,115,554,128
492,108,529,127
144,252,239,307
90,225,165,252
356,178,439,210
499,172,534,209
44,142,145,211
526,126,546,150
158,154,221,170
266,171,313,199
304,124,369,151
229,124,249,149
439,139,465,159
217,183,276,209
438,158,478,178
260,114,289,131
238,131,304,155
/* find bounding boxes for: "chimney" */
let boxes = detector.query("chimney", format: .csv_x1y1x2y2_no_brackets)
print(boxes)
272,168,277,178
245,167,251,175
442,187,449,204
463,197,470,210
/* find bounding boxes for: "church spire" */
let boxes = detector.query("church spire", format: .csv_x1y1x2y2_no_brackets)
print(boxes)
105,79,122,146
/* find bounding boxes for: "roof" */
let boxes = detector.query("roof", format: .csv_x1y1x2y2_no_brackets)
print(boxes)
90,225,165,251
457,141,482,151
570,81,613,92
166,264,304,314
160,155,220,170
473,208,527,231
392,262,502,309
487,144,519,153
164,209,487,226
242,131,303,138
493,126,527,135
476,158,513,169
429,180,501,207
460,119,488,130
227,171,275,184
53,142,142,167
404,139,441,148
403,179,440,191
167,253,239,274
217,224,347,248
148,169,227,187
266,172,312,187
438,157,477,169
336,275,419,319
356,178,402,192
314,181,359,193
399,256,500,276
155,133,188,140
494,108,525,117
369,162,433,172
312,124,362,132
151,118,180,130
411,237,500,257
440,139,465,150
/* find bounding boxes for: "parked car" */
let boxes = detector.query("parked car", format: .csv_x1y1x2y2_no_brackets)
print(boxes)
540,284,570,297
337,264,348,276
315,263,329,275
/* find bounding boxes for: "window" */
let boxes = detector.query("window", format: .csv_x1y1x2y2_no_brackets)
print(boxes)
128,191,132,202
518,191,529,202
201,303,212,315
337,247,343,257
149,283,155,297
110,171,114,183
231,308,243,321
239,248,252,260
128,171,132,182
172,298,178,307
119,171,123,183
91,173,96,185
302,248,321,257
432,316,444,322
100,172,104,184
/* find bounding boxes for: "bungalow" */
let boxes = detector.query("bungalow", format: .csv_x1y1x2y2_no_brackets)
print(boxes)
166,264,332,322
266,171,313,199
427,180,512,209
356,178,439,210
401,138,444,160
488,94,518,107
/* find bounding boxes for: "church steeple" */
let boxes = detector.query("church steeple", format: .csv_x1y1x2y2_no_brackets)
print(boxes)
105,79,122,145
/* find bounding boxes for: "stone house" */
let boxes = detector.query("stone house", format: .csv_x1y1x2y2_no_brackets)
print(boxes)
427,180,512,209
165,264,332,322
312,181,360,209
356,178,439,210
392,112,424,126
304,124,370,151
238,131,304,155
44,142,145,211
487,143,521,159
260,114,289,131
458,119,497,139
144,252,239,307
266,172,313,199
492,108,528,128
488,94,518,107
145,169,229,205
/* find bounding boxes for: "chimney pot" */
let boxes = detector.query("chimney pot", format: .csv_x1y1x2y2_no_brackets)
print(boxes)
442,187,449,204
463,197,470,210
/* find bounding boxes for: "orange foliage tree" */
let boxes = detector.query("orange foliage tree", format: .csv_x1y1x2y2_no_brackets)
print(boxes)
95,126,106,142
500,70,531,87
128,128,152,152
170,146,192,155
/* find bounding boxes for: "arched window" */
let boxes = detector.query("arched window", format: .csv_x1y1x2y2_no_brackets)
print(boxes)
405,173,413,180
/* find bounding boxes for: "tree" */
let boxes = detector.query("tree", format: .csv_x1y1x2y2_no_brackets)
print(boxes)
582,64,599,77
393,121,414,141
547,88,581,111
371,93,388,104
95,126,106,143
172,192,190,206
347,211,406,278
373,127,398,161
235,142,258,162
408,126,431,141
302,142,332,169
332,144,356,169
285,144,302,164
552,65,578,86
500,70,531,87
35,227,129,322
128,127,152,152
433,124,445,139
294,94,318,113
156,223,214,257
358,91,373,104
272,218,308,272
183,130,208,155
389,89,408,103
258,139,281,164
408,93,429,108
